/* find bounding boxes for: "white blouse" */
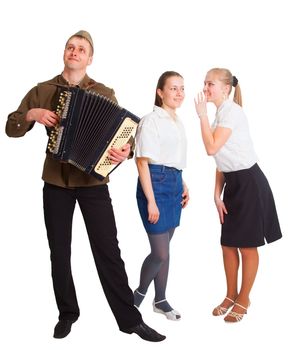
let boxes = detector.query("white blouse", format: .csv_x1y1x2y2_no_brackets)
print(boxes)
212,100,258,172
135,106,187,170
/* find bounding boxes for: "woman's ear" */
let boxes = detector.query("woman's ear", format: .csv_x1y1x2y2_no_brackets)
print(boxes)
156,88,163,100
224,84,230,95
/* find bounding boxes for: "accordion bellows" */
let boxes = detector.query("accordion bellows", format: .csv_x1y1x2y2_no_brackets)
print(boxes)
47,87,140,180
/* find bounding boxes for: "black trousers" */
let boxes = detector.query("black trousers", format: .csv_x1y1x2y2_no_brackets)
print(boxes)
43,182,142,330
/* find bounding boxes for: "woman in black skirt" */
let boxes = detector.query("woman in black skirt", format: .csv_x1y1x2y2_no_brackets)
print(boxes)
194,68,282,322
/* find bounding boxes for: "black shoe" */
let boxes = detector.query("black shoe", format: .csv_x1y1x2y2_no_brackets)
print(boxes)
53,320,74,339
123,321,166,342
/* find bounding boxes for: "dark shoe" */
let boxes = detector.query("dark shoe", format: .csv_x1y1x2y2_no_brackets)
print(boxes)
123,321,166,342
53,320,74,339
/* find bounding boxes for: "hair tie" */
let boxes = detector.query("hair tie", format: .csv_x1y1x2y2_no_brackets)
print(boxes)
232,76,238,87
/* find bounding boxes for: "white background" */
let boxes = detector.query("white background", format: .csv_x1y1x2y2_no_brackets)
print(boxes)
0,0,293,349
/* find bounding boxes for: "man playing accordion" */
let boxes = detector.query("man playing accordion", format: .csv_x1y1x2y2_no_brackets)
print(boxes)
6,30,165,342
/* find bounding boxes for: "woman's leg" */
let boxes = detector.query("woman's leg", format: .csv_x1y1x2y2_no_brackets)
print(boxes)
213,245,239,315
224,247,258,321
153,228,175,312
134,229,173,308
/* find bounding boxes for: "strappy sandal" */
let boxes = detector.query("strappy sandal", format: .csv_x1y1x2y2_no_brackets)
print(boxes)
224,302,249,322
212,297,235,316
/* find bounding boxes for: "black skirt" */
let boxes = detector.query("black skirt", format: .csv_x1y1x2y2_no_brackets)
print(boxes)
221,163,282,247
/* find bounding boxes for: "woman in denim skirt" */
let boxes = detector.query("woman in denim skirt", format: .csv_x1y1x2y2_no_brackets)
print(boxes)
195,68,282,322
133,71,189,321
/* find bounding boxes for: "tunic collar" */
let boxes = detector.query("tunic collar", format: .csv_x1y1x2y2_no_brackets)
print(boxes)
58,74,92,88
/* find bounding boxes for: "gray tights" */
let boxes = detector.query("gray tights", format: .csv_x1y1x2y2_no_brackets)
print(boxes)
134,228,175,312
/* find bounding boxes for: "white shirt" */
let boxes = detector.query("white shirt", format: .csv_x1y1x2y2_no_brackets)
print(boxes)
135,106,187,170
212,100,258,172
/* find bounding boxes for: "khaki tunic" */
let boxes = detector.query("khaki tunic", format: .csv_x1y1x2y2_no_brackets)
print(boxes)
6,74,127,188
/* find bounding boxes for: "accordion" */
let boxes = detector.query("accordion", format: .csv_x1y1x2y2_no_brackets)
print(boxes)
47,87,140,180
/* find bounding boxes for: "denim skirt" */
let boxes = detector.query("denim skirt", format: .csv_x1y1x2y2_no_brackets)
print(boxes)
136,164,183,234
221,163,282,247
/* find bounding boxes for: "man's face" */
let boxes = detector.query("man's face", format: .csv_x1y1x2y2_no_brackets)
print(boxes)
63,37,93,71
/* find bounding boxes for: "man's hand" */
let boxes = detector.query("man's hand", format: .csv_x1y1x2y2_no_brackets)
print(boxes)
108,143,131,164
26,108,59,127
